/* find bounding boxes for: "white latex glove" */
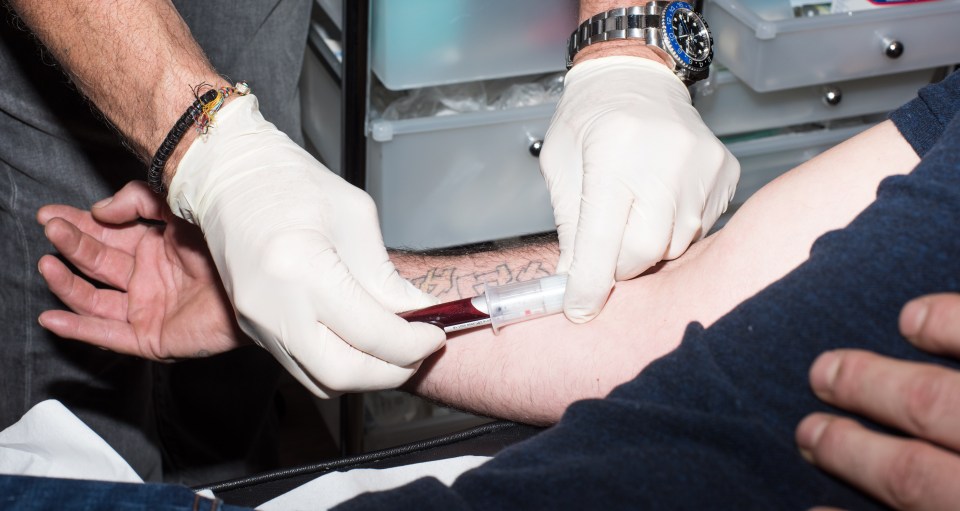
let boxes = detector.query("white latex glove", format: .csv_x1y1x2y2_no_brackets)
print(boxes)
167,94,445,397
541,56,740,322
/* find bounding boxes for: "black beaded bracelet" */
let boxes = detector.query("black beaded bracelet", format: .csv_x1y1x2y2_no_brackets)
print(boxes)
147,88,220,196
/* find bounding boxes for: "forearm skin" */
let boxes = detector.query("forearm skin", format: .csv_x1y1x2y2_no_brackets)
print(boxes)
8,0,229,173
397,121,919,426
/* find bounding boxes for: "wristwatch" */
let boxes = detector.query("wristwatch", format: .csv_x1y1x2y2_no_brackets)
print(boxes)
566,1,713,85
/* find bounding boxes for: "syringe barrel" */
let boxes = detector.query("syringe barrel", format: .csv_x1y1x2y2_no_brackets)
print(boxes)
484,274,568,334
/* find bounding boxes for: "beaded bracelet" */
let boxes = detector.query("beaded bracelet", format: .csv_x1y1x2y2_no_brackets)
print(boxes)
147,82,251,195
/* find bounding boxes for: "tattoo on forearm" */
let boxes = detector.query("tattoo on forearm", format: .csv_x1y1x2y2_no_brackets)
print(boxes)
395,233,560,301
409,260,554,300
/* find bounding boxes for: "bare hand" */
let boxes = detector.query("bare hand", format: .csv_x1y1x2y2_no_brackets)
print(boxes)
796,293,960,511
37,181,247,361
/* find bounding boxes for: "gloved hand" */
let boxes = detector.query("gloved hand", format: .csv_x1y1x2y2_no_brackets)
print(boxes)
541,56,740,322
167,94,445,397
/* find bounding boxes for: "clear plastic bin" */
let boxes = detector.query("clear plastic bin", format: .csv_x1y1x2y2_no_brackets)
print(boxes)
370,0,578,91
366,105,557,249
695,67,934,136
302,23,883,250
704,0,960,91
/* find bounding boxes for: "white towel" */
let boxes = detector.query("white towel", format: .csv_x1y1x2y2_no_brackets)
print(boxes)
0,400,141,483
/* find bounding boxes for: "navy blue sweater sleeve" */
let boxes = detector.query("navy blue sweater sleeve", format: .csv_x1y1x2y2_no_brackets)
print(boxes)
337,90,960,511
890,69,960,157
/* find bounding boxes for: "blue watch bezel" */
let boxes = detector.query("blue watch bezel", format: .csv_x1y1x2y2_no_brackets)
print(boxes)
661,1,713,73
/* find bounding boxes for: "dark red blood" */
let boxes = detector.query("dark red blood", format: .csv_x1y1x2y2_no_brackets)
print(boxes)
399,297,489,330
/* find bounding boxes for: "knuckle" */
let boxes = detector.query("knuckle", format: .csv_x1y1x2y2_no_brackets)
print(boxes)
344,188,379,218
232,292,260,322
886,442,934,510
903,372,948,437
257,233,316,280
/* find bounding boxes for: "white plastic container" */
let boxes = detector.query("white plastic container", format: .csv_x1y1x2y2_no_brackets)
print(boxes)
370,0,578,90
704,0,960,91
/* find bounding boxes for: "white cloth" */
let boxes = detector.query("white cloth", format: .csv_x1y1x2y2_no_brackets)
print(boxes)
0,400,141,482
259,455,491,510
0,400,487,509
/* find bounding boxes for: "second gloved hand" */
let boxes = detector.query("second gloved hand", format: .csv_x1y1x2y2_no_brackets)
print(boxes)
541,56,740,322
167,94,445,397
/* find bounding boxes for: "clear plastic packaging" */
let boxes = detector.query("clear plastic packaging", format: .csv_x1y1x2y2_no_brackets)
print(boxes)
373,73,565,121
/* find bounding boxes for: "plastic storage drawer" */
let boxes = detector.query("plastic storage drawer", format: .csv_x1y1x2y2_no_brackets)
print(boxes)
704,0,960,92
301,23,879,250
363,118,869,249
365,107,556,249
695,67,934,136
370,0,577,91
303,35,556,249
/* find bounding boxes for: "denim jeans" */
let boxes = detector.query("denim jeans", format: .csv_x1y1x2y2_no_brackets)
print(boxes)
0,475,253,511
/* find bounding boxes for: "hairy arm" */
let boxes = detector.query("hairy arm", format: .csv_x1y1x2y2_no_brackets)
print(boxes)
8,0,228,173
398,121,920,425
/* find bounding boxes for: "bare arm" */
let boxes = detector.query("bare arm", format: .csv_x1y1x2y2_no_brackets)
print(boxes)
399,120,920,425
8,0,228,173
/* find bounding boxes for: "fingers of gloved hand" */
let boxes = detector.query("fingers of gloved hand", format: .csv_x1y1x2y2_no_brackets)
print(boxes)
38,254,128,321
539,117,584,275
328,187,438,312
656,147,733,262
91,180,168,225
808,349,960,452
43,217,135,291
563,172,633,323
900,293,960,358
698,146,741,239
38,310,142,358
796,413,960,511
655,139,740,263
248,230,446,367
287,319,421,394
613,185,678,281
305,259,445,366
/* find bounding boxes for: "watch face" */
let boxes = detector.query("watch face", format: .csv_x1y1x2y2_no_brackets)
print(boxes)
661,1,713,72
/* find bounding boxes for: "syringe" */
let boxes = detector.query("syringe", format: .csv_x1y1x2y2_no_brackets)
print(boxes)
399,274,568,334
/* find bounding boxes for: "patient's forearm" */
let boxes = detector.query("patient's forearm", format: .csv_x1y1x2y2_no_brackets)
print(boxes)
396,121,919,425
393,237,561,303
